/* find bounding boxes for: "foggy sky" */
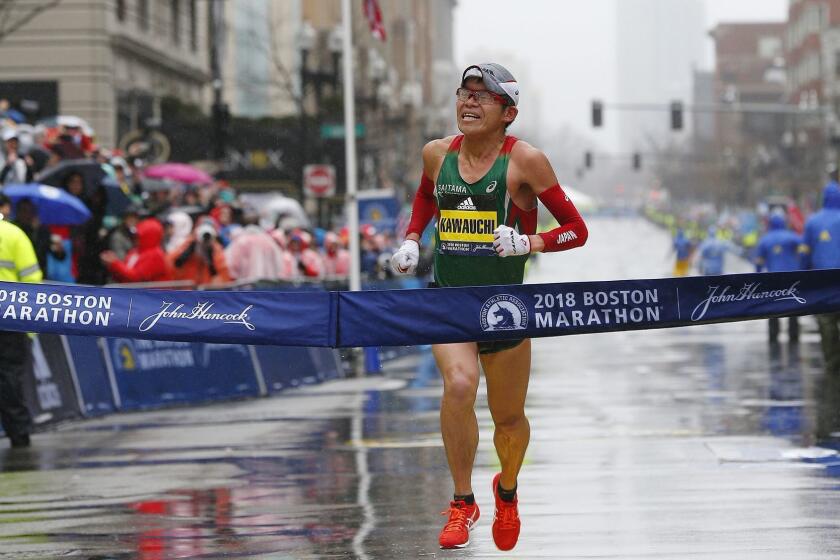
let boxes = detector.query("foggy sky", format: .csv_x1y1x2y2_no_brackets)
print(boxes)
453,0,788,152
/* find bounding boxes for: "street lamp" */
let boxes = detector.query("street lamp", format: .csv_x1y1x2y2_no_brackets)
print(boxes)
297,21,343,228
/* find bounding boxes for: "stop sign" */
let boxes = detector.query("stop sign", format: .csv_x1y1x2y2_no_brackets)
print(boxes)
303,164,336,198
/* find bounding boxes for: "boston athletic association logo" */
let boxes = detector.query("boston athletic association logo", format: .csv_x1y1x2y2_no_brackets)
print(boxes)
480,294,529,331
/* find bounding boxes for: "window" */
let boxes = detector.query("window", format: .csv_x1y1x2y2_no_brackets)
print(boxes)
758,36,781,59
171,0,181,45
116,0,125,22
189,0,197,51
138,0,149,31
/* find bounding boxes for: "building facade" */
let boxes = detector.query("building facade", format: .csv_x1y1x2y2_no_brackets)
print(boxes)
300,0,456,196
221,0,299,119
710,21,810,203
786,0,840,168
0,0,211,148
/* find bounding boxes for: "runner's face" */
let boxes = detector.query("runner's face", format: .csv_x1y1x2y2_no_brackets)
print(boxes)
457,79,503,134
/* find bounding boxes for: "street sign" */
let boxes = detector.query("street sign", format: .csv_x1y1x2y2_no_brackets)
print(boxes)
320,123,366,139
303,164,336,198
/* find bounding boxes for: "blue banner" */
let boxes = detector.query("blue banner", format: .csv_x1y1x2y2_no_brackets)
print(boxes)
358,192,400,232
337,270,840,346
1,270,839,347
254,346,342,393
104,339,261,409
63,335,116,416
0,284,334,346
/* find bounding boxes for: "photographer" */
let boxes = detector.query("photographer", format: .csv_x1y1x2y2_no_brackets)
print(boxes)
167,218,231,286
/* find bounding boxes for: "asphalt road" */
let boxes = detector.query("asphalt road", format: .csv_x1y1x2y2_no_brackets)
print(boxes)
1,216,838,559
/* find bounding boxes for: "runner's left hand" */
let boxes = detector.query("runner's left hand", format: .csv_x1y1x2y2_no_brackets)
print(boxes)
493,225,531,257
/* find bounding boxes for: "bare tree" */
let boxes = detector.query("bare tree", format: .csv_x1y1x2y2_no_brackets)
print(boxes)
0,0,62,45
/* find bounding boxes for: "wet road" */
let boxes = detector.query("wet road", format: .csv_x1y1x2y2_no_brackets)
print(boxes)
3,217,840,559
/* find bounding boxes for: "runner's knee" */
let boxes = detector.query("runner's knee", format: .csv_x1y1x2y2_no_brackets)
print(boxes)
491,409,528,431
442,367,479,405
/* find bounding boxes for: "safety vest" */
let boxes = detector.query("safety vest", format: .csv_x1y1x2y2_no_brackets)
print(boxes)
0,218,43,283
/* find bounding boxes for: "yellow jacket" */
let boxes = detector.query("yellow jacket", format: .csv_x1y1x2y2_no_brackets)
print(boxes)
0,218,43,283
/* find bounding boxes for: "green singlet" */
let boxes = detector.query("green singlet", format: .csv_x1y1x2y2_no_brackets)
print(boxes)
433,135,537,288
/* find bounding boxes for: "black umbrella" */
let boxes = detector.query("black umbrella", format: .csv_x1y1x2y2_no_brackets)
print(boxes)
101,176,135,216
37,159,106,195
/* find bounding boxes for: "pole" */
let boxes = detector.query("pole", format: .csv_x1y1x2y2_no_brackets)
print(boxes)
209,0,226,161
342,0,360,293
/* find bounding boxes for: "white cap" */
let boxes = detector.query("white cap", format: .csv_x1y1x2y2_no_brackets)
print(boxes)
2,128,18,142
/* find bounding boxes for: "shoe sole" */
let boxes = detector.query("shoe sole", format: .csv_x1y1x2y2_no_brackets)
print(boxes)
439,519,477,549
440,538,470,550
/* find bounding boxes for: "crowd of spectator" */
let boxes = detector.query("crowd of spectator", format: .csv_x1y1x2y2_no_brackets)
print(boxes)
0,107,399,288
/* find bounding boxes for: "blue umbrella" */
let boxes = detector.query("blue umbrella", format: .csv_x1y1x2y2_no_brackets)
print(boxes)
2,109,25,123
2,183,91,225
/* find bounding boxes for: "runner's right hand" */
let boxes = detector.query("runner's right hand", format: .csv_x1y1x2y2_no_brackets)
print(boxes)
391,239,420,274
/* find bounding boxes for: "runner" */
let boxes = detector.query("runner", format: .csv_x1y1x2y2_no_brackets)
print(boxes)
391,63,588,551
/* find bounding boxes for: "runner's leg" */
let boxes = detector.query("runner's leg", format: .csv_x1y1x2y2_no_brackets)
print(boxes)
434,341,481,495
481,339,531,490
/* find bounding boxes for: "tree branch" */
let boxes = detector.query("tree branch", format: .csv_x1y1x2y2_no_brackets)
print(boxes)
0,0,62,44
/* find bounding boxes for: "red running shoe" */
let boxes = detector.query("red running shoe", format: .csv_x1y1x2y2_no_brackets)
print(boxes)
491,473,521,551
438,499,480,549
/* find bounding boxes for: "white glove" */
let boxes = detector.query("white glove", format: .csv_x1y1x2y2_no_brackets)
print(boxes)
391,239,420,274
493,225,531,257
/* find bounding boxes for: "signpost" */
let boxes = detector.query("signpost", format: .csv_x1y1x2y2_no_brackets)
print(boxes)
303,164,336,198
320,123,366,139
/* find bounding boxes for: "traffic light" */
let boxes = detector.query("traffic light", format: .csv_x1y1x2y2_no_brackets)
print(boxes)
632,152,641,171
584,151,593,169
670,101,683,131
592,100,603,128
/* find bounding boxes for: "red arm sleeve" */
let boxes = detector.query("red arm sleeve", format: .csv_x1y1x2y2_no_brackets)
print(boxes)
405,174,437,237
537,184,588,252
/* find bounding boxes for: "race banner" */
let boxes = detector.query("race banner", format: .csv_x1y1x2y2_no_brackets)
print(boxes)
104,339,260,409
338,270,839,347
0,269,839,348
0,283,334,346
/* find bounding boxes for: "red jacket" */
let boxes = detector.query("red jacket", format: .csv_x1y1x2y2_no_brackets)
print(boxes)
108,219,173,283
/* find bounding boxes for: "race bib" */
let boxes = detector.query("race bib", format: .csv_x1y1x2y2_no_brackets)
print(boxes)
437,193,497,256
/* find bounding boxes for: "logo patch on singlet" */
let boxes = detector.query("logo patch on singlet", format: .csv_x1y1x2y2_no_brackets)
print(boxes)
480,294,529,331
485,181,498,194
456,197,477,210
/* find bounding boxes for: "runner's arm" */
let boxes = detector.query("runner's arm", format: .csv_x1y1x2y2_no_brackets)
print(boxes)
405,173,436,242
519,148,588,253
405,139,448,243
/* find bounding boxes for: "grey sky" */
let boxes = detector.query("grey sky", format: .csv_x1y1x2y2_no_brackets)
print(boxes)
454,0,788,151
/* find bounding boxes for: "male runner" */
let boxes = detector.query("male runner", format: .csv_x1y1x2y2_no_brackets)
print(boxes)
391,63,588,550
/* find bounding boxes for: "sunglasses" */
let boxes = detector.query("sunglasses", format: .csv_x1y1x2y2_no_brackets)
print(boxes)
456,87,508,106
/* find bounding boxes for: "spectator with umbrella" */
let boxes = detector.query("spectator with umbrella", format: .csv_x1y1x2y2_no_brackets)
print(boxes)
38,159,106,197
1,183,92,282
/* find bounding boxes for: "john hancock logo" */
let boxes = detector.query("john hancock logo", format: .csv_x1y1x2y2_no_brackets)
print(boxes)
691,281,806,322
480,294,528,331
139,302,255,332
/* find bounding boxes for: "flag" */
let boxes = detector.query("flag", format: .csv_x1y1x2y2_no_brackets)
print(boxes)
363,0,386,41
